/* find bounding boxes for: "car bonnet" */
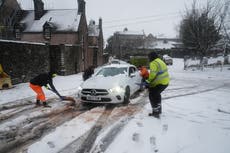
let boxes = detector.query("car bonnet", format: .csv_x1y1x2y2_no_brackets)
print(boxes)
81,74,126,89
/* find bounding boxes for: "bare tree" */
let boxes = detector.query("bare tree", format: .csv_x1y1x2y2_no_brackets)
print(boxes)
179,0,228,61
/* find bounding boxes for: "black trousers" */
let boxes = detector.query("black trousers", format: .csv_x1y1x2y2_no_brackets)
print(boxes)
148,84,168,113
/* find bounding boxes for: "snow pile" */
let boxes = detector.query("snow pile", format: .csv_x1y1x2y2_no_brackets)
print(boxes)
208,56,224,65
184,58,200,67
185,56,226,69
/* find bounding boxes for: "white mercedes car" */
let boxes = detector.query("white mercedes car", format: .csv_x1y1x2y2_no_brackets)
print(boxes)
78,63,142,104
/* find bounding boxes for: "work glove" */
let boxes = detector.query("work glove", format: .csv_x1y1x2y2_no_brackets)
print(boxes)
142,81,149,88
60,96,65,100
45,86,51,90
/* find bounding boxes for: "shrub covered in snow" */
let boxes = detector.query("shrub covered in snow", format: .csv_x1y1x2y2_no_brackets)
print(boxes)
184,55,227,70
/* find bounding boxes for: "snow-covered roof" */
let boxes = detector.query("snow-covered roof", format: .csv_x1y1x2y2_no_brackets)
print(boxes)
0,39,45,45
103,63,131,68
146,40,176,49
116,30,144,36
21,10,81,32
88,20,100,37
17,0,78,10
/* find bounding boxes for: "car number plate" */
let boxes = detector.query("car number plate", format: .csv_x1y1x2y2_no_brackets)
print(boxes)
86,96,101,101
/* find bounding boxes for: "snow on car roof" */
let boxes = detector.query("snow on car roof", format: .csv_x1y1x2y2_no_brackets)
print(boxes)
103,63,133,68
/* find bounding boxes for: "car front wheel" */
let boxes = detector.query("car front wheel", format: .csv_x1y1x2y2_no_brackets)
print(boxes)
123,86,130,104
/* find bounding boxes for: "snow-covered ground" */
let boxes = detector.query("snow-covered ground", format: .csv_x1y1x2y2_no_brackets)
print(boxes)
1,58,230,153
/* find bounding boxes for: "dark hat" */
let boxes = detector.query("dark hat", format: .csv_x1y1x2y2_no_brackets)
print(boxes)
148,51,158,61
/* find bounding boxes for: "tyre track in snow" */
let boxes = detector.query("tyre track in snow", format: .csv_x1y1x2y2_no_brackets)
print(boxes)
87,84,228,152
166,85,199,91
75,105,115,153
0,98,58,124
163,84,225,100
57,104,116,153
23,85,227,153
1,81,227,153
0,105,35,122
162,83,230,130
59,99,146,153
0,99,90,153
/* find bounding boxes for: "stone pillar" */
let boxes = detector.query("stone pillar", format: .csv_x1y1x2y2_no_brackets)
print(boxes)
60,44,66,75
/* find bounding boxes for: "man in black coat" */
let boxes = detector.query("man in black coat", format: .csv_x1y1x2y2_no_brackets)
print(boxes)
82,66,95,81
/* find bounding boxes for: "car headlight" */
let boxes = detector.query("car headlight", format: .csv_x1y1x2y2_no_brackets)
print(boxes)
78,86,83,92
77,86,83,98
109,86,125,94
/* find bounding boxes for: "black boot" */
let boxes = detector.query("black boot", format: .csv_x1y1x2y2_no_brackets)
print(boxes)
149,106,161,118
148,111,160,118
158,105,162,114
36,100,41,106
43,102,51,107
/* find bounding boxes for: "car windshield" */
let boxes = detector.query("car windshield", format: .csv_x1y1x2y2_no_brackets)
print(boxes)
96,67,127,77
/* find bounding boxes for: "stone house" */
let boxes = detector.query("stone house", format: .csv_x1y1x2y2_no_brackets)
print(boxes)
0,0,104,83
0,0,21,39
14,0,89,73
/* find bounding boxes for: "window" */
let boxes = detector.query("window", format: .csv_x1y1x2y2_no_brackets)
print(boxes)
44,28,51,40
163,39,168,44
15,29,21,39
129,67,137,76
96,67,127,77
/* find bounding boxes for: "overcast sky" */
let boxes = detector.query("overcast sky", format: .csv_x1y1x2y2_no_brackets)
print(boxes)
85,0,226,40
17,0,225,40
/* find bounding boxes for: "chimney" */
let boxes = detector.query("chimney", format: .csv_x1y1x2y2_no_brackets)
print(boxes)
33,0,44,20
78,0,85,15
99,18,102,30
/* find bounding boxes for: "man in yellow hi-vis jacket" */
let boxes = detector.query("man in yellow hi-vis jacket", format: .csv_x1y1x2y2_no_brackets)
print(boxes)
145,51,170,117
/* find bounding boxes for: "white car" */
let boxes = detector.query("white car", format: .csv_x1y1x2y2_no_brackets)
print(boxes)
78,64,142,104
109,59,128,64
163,54,173,65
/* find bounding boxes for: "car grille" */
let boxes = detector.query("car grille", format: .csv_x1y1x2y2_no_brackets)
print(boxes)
81,89,109,96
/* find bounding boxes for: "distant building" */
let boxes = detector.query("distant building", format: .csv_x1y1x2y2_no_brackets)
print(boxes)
144,34,157,48
110,28,181,60
111,28,145,60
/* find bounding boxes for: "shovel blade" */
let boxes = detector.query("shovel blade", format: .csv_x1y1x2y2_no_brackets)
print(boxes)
62,96,76,104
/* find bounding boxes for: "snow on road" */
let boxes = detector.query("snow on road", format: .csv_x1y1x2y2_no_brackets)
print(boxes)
104,87,230,153
93,59,230,153
1,58,230,153
26,107,104,153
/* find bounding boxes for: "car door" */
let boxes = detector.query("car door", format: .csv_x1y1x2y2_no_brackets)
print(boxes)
128,66,141,94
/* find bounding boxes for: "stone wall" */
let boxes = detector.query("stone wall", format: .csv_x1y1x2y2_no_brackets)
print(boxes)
0,40,83,84
0,40,50,84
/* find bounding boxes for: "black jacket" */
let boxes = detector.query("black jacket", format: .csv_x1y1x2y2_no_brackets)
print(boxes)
30,73,55,90
83,67,94,81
